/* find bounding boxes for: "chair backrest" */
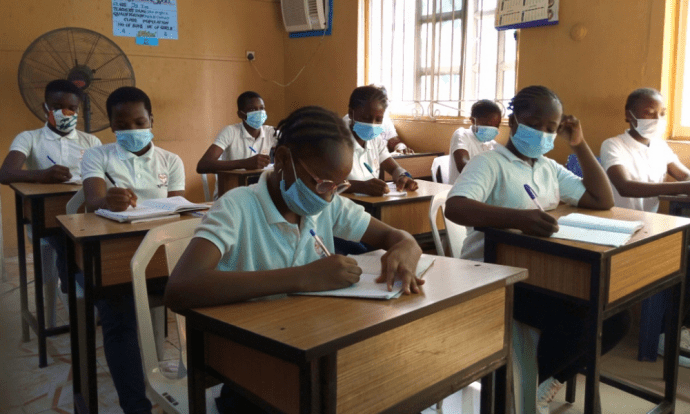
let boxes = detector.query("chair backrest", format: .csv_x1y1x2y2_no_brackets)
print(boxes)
431,155,450,184
429,189,467,258
66,188,85,214
201,174,212,202
130,219,201,402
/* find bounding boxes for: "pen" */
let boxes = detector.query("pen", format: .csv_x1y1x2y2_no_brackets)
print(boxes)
47,155,57,165
249,146,257,154
309,229,331,257
105,172,119,188
363,162,376,178
524,184,544,211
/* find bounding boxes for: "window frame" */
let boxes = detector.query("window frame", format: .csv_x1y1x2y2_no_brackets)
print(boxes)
671,0,690,140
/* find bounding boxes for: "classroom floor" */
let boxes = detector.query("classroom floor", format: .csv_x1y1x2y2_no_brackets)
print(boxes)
1,252,690,414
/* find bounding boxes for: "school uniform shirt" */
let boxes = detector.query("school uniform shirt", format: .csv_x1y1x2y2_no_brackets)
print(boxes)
9,124,102,178
81,142,185,201
195,172,371,273
448,144,586,262
448,127,497,184
600,131,679,212
343,114,398,142
212,123,277,161
343,116,393,181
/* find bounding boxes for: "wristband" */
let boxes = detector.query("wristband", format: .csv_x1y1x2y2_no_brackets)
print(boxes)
392,167,409,182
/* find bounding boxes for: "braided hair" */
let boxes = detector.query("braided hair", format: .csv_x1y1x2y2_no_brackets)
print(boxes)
276,106,353,156
508,85,561,117
349,85,389,111
625,88,662,112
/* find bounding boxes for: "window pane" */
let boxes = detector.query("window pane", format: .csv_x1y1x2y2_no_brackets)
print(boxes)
682,3,690,126
422,0,463,16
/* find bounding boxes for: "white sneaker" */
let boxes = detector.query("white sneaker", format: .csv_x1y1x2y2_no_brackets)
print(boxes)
537,377,564,405
657,333,690,368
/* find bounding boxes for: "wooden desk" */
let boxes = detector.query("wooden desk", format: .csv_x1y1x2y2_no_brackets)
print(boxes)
182,255,527,414
380,152,444,181
58,213,198,414
10,182,79,367
217,168,269,197
659,194,690,216
482,205,690,413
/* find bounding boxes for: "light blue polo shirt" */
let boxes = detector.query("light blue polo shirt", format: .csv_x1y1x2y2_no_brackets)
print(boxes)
448,144,586,261
195,172,372,271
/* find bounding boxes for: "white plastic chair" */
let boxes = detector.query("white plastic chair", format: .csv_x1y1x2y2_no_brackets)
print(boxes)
66,188,85,214
431,155,450,184
200,174,213,202
429,189,467,258
130,218,220,414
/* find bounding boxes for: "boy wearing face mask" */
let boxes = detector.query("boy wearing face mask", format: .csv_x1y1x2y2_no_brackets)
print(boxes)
448,99,502,184
601,88,690,366
80,86,184,414
0,79,101,185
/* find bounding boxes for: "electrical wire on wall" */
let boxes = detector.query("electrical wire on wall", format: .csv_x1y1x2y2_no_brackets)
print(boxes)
249,29,328,88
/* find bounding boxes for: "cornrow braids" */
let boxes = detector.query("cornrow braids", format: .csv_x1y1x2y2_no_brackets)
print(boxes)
625,88,662,111
348,85,389,111
276,106,353,155
508,85,561,117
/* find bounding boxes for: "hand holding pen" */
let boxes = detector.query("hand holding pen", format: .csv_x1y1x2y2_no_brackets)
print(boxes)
104,172,137,211
245,147,270,170
363,162,389,195
41,156,72,183
520,184,559,237
301,229,362,292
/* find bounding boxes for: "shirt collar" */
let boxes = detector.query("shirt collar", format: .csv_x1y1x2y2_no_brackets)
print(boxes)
494,143,544,166
622,130,651,150
116,141,156,161
240,123,264,141
42,124,78,141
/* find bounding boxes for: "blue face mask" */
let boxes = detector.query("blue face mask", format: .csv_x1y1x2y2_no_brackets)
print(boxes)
116,129,154,153
280,155,330,216
472,125,499,143
244,110,267,129
352,121,385,141
510,120,556,158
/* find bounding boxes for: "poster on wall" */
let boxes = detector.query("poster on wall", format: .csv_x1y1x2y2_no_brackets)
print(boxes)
112,0,178,43
495,0,559,31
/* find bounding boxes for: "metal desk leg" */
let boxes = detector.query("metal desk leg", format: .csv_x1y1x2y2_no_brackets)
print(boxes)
584,262,604,414
188,325,207,414
663,282,683,410
15,193,30,342
84,242,98,414
67,237,85,413
30,199,48,367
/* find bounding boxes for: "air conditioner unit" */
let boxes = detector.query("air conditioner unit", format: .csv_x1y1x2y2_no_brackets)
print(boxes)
281,0,328,33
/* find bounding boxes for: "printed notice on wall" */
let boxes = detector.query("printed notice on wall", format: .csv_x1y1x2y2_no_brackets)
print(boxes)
112,0,178,40
495,0,558,31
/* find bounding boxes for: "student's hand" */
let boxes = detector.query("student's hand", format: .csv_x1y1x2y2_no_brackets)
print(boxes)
558,114,585,147
301,255,362,291
395,176,418,191
517,209,559,237
244,154,271,170
105,187,138,212
363,178,390,196
377,238,424,294
39,165,72,183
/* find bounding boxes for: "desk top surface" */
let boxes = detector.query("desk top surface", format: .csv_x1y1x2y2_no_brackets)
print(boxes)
391,151,444,159
10,182,81,197
217,168,272,177
342,180,451,205
482,205,690,254
184,255,526,358
659,194,690,203
57,213,200,241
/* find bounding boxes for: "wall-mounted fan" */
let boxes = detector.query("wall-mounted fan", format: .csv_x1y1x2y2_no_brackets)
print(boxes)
18,27,135,133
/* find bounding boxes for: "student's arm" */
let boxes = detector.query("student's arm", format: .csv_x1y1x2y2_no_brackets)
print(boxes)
558,115,614,209
606,166,690,198
386,137,403,152
452,149,471,175
667,160,690,182
83,177,137,212
343,178,390,196
196,144,269,173
0,151,71,184
360,218,424,294
380,157,418,191
164,238,362,311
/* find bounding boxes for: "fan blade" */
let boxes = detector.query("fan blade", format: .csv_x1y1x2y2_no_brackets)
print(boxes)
24,57,67,79
83,34,102,69
92,53,125,74
41,37,72,73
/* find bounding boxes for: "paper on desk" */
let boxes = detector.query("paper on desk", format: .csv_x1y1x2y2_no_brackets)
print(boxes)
550,226,632,247
354,182,407,197
64,175,82,185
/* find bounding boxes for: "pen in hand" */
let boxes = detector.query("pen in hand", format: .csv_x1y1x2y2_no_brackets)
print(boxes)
524,184,544,211
310,229,331,257
105,172,119,188
363,162,377,178
47,156,57,165
249,146,257,154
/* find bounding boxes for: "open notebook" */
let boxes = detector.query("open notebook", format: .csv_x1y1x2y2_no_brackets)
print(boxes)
355,182,407,197
550,213,644,247
296,249,435,300
95,196,210,223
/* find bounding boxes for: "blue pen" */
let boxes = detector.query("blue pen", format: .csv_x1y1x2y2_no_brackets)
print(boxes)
47,155,57,165
363,162,376,178
524,184,544,211
249,146,257,154
309,229,331,257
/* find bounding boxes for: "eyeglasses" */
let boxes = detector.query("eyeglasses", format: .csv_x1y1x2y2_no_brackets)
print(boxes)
296,158,351,195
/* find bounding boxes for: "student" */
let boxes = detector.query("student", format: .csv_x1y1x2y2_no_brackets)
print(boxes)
342,85,418,196
165,106,424,413
365,84,410,154
444,86,629,412
81,86,185,414
600,87,690,365
197,91,276,173
448,99,502,184
0,79,101,184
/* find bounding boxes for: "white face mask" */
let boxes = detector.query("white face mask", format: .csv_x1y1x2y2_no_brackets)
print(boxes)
45,103,78,134
631,113,666,140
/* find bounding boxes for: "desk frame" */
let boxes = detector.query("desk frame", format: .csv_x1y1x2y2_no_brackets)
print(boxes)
483,225,687,414
12,183,76,367
217,169,264,196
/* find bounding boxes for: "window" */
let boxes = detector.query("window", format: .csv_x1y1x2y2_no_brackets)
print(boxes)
365,0,517,118
672,0,690,139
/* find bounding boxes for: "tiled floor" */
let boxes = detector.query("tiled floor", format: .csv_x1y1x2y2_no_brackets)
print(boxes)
1,251,690,414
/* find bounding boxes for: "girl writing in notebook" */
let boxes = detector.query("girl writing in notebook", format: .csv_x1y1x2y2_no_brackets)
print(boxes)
444,85,629,413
